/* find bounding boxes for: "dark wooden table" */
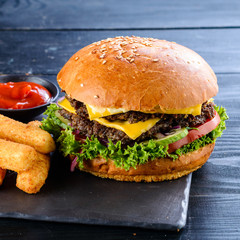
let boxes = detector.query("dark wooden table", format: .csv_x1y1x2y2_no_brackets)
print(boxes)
0,0,239,239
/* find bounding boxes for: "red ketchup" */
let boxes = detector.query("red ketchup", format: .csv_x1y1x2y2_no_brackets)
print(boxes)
0,82,52,109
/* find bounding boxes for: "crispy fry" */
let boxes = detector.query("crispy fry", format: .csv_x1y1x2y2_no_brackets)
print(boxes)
27,120,42,128
0,114,55,154
0,139,37,172
16,153,50,194
0,168,6,186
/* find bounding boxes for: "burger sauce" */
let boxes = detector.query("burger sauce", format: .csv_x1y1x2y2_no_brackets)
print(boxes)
0,82,52,109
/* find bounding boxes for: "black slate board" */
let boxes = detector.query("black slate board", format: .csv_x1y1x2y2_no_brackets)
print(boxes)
0,151,191,230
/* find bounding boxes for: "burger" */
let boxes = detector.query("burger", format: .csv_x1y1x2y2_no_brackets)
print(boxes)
41,36,228,182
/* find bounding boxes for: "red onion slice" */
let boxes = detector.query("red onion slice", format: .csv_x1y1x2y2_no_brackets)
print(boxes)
74,129,80,135
56,96,65,106
70,156,78,172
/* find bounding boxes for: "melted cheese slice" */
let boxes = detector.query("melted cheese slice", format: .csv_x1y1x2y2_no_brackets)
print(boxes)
86,104,127,120
58,97,76,113
58,98,202,139
59,98,202,118
94,118,160,140
153,104,202,116
86,103,202,119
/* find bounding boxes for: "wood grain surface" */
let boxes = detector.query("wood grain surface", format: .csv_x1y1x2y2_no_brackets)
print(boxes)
1,29,240,75
0,0,240,29
0,0,239,239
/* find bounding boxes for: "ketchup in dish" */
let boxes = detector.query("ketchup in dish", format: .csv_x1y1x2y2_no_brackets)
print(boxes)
0,82,52,109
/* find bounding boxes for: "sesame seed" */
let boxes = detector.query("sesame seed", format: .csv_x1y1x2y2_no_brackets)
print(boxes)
130,58,135,63
94,95,99,99
129,54,133,58
121,42,127,46
101,44,106,48
80,83,84,87
75,56,79,61
133,49,137,52
91,49,97,54
135,53,140,56
122,50,127,54
100,54,106,59
153,59,159,62
109,46,113,49
116,55,122,60
126,57,131,61
102,60,107,64
58,79,61,82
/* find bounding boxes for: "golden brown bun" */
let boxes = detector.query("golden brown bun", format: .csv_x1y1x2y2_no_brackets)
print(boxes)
58,36,218,111
73,143,215,182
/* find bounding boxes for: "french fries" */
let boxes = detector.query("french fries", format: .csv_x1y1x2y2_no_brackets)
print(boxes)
0,168,6,186
0,114,56,154
28,120,42,128
16,153,50,194
0,139,37,172
0,114,56,194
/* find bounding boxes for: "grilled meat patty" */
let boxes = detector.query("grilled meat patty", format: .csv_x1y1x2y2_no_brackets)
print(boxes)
59,96,215,145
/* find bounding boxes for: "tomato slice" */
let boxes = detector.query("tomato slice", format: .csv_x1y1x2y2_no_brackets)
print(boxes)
168,111,221,153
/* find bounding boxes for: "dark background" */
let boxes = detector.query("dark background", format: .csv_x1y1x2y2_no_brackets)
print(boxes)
0,0,239,239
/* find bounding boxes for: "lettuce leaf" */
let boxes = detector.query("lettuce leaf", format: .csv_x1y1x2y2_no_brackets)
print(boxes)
41,104,228,171
209,105,228,139
41,104,68,138
57,127,81,157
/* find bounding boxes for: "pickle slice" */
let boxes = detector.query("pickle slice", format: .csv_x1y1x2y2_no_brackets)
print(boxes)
146,128,189,146
55,110,71,126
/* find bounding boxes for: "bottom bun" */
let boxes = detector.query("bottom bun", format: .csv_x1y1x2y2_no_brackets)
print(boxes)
75,143,215,182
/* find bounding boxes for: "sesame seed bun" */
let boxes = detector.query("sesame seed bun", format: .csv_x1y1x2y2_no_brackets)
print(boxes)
72,143,215,182
57,36,218,111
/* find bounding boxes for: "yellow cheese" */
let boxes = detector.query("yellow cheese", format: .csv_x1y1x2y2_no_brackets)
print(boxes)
153,104,202,116
59,98,202,118
94,118,160,140
58,98,76,114
86,103,202,119
86,104,127,120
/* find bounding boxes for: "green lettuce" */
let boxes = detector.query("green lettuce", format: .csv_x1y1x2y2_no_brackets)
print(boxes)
57,127,81,157
41,104,67,137
41,104,228,171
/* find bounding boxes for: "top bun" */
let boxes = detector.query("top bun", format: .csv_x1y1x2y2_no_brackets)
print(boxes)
57,36,218,111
